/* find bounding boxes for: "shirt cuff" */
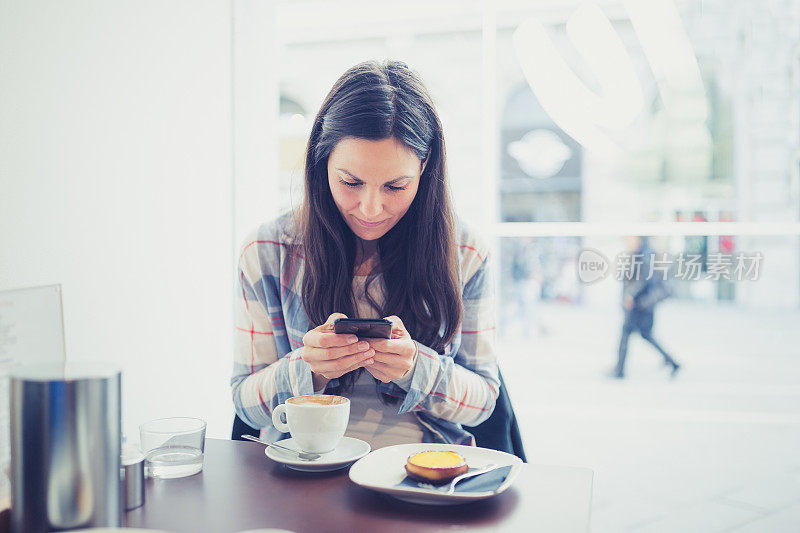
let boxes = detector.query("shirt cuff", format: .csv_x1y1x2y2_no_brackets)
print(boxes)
395,341,448,414
272,347,314,401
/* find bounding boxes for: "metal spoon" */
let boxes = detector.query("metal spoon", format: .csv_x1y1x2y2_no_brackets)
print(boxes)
444,463,500,494
241,434,321,461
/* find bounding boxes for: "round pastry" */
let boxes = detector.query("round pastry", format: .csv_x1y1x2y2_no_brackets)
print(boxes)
405,450,469,484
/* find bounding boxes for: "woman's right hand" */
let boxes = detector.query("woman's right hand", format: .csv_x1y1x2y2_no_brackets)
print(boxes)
301,313,375,387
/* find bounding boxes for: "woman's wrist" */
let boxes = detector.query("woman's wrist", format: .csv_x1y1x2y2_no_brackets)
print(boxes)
391,341,419,389
403,341,418,378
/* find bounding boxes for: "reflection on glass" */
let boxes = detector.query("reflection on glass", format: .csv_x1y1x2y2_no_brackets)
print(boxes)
497,1,797,223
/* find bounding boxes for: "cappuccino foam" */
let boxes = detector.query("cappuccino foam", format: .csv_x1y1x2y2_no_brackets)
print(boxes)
288,394,348,406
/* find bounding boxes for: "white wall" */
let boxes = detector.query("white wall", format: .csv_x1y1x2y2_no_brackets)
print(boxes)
0,1,235,440
233,0,281,242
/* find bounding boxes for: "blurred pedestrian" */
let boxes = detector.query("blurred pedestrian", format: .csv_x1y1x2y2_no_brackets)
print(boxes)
509,237,546,336
611,236,680,379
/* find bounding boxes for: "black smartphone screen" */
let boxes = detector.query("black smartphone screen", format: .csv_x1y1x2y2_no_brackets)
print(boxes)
332,318,392,339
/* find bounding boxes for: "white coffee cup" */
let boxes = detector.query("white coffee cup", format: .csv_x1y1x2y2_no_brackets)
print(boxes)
271,394,350,454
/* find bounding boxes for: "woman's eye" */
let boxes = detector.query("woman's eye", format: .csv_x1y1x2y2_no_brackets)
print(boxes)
338,177,407,191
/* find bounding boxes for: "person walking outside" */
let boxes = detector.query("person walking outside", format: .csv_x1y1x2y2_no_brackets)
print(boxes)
612,236,680,379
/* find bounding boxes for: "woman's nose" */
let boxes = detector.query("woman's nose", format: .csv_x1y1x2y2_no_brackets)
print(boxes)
359,192,382,219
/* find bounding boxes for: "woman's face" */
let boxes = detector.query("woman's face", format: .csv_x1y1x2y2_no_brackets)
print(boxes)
327,136,425,241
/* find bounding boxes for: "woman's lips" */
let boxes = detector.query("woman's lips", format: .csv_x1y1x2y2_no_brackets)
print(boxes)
354,216,386,228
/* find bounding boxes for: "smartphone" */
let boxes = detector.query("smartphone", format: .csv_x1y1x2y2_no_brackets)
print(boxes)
333,318,392,339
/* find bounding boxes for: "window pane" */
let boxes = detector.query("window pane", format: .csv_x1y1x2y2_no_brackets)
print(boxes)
497,234,800,532
495,1,800,224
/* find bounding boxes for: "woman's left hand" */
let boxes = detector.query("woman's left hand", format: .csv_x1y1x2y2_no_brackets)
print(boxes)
364,315,417,383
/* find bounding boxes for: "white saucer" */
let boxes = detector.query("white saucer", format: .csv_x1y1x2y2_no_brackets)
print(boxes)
265,436,370,472
349,443,522,505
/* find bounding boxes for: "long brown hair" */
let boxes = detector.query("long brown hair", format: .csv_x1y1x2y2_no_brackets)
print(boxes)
298,60,462,393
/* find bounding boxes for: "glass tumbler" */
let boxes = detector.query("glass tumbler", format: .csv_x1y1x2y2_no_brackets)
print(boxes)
139,417,206,479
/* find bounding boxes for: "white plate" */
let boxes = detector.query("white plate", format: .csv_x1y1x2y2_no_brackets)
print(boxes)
264,436,370,472
348,443,522,505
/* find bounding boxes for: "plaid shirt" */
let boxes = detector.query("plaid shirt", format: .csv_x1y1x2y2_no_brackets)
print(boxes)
231,212,500,445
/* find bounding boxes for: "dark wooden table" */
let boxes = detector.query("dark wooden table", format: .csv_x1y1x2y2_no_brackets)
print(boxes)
126,438,593,533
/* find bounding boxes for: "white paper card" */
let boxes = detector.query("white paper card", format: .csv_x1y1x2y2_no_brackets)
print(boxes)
0,284,67,509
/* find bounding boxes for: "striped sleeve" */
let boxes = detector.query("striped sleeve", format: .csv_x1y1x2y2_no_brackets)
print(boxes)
394,248,500,426
230,232,312,430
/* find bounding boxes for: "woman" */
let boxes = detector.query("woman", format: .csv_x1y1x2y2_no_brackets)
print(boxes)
231,60,499,448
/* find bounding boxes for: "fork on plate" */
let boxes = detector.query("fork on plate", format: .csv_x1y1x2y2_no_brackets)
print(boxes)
442,463,501,494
